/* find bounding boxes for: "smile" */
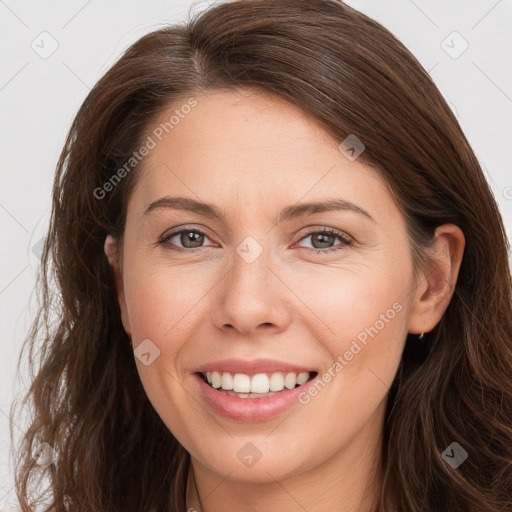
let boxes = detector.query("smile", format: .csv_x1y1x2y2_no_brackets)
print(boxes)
192,359,320,422
199,370,317,398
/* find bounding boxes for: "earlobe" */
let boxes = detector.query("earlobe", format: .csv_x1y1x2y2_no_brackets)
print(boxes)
104,235,132,338
407,224,465,335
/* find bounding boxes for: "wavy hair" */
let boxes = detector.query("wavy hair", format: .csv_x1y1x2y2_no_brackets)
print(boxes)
10,0,512,510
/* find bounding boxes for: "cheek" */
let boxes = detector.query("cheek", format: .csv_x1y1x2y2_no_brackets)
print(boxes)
122,261,209,433
287,268,409,440
123,258,213,342
288,258,410,394
288,257,409,341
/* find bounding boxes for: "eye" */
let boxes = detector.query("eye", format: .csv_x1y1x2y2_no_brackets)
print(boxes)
156,226,353,254
294,228,353,254
157,227,214,251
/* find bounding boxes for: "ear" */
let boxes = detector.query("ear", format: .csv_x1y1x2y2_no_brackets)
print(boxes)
104,234,132,338
407,224,465,335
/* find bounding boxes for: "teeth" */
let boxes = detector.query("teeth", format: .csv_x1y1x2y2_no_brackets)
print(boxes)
269,372,285,392
284,372,297,389
204,370,312,394
297,372,309,385
234,373,251,393
251,373,270,393
221,372,234,390
211,371,221,389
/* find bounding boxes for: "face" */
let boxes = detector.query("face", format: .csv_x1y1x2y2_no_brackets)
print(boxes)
106,88,429,485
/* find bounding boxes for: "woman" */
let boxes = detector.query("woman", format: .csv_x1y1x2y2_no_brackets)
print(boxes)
11,0,512,510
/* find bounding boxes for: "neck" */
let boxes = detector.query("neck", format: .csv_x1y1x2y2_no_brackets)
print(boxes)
185,404,385,512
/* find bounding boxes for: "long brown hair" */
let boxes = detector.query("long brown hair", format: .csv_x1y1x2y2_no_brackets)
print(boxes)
10,0,512,510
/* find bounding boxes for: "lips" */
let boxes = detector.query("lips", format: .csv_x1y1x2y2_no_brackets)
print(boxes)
193,357,316,375
191,358,320,422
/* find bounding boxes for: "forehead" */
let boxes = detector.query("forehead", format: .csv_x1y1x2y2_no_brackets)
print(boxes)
128,89,397,226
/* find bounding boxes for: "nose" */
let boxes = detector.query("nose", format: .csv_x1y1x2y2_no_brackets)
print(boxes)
210,241,292,337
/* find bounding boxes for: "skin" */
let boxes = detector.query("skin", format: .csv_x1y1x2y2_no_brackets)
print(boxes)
104,88,465,511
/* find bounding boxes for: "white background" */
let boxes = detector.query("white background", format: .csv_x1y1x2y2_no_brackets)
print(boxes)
1,0,511,509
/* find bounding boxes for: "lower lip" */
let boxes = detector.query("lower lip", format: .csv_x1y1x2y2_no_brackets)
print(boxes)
193,373,318,422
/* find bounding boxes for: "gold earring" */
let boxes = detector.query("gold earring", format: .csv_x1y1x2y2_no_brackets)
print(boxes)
418,332,424,340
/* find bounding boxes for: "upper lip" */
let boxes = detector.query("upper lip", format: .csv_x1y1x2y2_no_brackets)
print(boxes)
193,358,316,375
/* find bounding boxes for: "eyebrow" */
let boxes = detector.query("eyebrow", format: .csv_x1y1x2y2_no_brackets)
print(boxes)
142,196,376,224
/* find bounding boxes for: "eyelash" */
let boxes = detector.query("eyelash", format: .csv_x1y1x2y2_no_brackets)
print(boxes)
156,226,353,255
